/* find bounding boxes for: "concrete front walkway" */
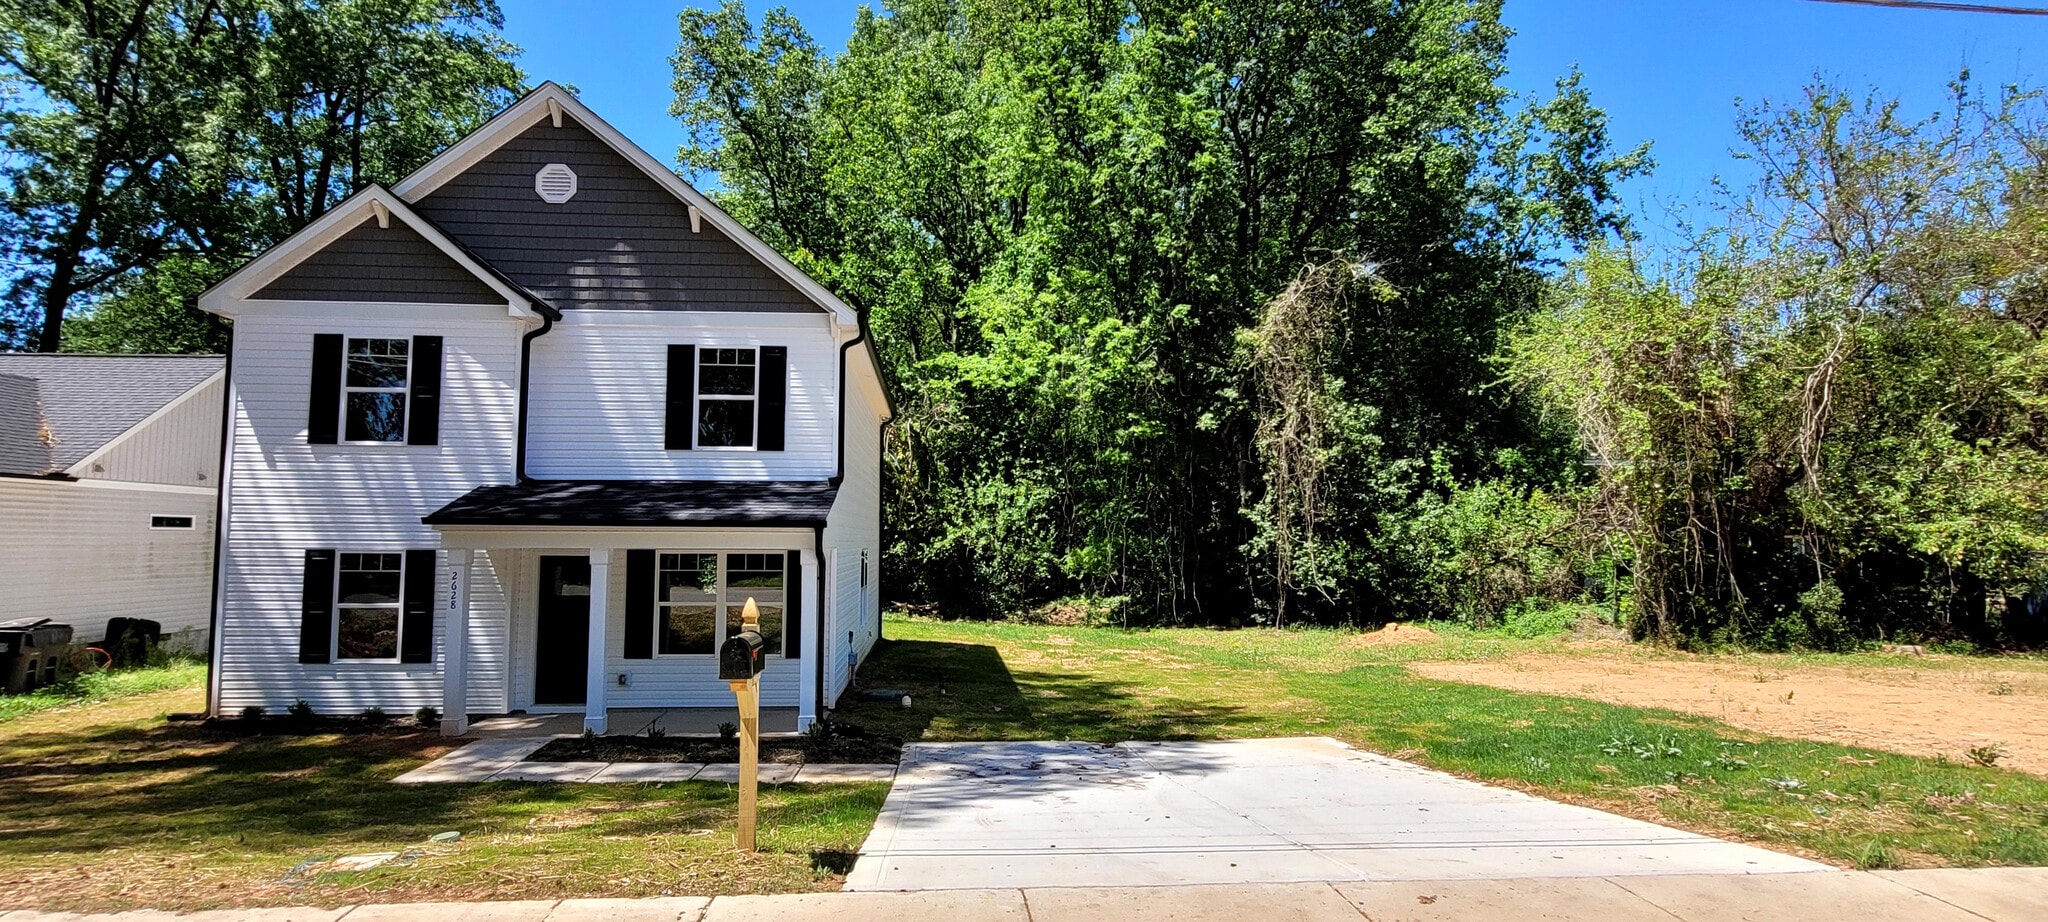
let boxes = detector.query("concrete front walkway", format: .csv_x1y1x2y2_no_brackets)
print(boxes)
3,870,2044,921
847,738,1825,891
391,735,895,785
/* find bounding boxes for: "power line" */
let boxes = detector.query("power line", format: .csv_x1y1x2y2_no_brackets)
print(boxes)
1808,0,2048,14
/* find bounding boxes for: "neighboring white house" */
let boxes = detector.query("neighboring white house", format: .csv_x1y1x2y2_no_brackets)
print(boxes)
199,84,892,735
0,353,225,651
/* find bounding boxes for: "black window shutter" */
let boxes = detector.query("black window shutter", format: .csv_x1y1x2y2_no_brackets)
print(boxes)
407,336,443,446
784,550,802,659
308,334,343,444
759,345,788,452
299,549,336,664
400,549,437,664
624,549,655,659
665,344,695,450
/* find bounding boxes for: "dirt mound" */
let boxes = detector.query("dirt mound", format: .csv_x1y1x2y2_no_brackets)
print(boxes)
1414,653,2048,776
1344,622,1439,648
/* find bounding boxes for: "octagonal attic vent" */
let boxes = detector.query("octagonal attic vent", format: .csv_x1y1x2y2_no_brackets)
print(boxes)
535,163,578,203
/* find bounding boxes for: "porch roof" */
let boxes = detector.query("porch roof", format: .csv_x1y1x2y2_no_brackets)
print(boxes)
423,479,838,528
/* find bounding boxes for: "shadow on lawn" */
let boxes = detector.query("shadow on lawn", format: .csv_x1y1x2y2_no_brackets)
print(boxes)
832,638,1250,743
0,721,549,860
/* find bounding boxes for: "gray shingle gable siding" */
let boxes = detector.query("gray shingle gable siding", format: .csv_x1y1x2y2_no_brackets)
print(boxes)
411,115,820,313
0,354,223,471
251,217,503,304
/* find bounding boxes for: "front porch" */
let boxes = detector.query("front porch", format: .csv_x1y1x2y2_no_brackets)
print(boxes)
425,480,840,738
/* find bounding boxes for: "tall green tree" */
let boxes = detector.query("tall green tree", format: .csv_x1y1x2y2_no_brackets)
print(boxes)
0,0,522,352
676,0,1646,622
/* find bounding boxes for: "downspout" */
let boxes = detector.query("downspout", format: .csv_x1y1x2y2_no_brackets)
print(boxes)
820,315,868,721
203,336,234,717
515,311,556,482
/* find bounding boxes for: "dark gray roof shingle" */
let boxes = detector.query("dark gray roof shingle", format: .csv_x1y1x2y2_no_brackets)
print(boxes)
0,354,223,474
424,480,839,527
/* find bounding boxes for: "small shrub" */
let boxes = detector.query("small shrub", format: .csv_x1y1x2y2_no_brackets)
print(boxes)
360,706,390,725
414,706,440,728
1991,682,2014,696
806,718,837,745
718,721,738,742
646,721,666,739
1966,744,2005,768
286,699,315,721
1498,600,1582,639
582,726,597,740
240,705,267,721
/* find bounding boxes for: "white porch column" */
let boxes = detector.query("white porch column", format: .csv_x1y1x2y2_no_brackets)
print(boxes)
440,548,473,738
797,547,821,731
584,548,612,734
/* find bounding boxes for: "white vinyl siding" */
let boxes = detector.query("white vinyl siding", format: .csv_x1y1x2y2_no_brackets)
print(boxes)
524,311,835,479
213,303,520,714
72,375,224,487
822,379,885,707
0,478,216,646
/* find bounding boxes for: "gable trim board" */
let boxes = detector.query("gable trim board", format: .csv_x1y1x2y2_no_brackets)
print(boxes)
198,186,545,321
391,83,857,329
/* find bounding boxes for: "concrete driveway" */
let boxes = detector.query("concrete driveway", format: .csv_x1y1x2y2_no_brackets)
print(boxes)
844,737,1827,891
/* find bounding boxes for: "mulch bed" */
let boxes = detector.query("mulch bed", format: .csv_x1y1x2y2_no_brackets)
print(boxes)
528,722,903,764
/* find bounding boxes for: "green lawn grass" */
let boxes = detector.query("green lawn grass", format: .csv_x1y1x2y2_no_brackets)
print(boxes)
0,659,209,723
832,615,2048,870
0,667,885,911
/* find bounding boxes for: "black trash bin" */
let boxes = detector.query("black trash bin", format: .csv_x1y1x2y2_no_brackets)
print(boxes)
102,617,162,667
0,618,74,693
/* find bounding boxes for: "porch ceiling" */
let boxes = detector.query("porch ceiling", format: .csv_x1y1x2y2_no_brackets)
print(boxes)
423,479,838,528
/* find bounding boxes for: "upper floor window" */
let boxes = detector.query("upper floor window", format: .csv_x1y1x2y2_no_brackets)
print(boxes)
308,334,441,447
345,337,409,442
696,347,757,448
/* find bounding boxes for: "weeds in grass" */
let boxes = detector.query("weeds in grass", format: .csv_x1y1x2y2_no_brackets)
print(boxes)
1992,682,2014,696
1968,744,2006,768
1855,839,1900,869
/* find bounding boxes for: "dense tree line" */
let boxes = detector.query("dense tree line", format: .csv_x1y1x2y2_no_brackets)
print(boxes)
0,0,523,351
10,0,2042,647
674,0,1646,626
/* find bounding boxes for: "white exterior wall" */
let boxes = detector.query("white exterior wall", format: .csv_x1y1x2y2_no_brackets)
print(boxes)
73,376,225,487
524,310,837,480
495,543,805,712
822,380,885,708
0,477,216,645
213,303,523,714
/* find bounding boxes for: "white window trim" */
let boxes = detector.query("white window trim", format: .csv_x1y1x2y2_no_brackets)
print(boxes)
333,551,405,664
149,514,196,530
339,336,411,446
654,550,790,659
693,346,759,452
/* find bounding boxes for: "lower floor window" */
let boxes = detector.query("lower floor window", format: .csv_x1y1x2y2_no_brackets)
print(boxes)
337,552,403,660
657,551,786,657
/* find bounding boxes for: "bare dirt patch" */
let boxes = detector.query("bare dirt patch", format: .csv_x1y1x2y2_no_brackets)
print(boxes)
1344,622,1439,648
1413,652,2048,775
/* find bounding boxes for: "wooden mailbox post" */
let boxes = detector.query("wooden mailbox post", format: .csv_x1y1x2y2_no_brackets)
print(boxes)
720,597,767,850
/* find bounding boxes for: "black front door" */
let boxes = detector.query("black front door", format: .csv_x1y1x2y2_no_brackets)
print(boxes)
534,555,591,706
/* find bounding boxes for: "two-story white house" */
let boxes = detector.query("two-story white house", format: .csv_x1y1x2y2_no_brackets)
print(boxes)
200,84,891,736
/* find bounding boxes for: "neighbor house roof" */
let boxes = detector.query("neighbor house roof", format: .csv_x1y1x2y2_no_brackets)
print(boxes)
0,354,224,476
424,480,840,528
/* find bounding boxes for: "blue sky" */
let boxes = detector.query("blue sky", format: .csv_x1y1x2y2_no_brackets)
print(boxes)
501,0,2044,246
